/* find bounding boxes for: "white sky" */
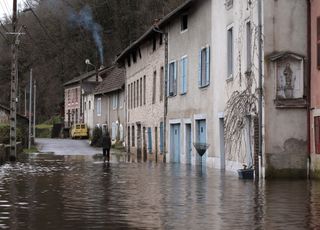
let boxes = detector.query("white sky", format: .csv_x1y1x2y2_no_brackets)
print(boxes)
0,0,24,20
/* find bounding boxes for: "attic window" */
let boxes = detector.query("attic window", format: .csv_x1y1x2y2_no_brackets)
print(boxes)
127,56,131,67
153,36,157,51
181,14,188,31
132,51,137,63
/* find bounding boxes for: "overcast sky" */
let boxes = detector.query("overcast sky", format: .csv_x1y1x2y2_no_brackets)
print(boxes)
0,0,23,20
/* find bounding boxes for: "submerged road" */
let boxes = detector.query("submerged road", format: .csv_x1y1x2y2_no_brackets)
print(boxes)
36,138,102,155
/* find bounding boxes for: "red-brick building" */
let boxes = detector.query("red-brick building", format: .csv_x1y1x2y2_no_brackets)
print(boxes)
310,0,320,178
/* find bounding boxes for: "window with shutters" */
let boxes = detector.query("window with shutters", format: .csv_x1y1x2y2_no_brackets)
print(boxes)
152,71,157,104
112,94,117,110
168,61,177,96
96,98,101,116
180,56,188,94
148,127,152,154
198,46,210,87
315,116,320,154
160,67,164,101
246,21,252,71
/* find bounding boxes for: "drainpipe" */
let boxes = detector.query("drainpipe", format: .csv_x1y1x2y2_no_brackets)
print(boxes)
153,26,168,163
258,0,264,179
306,0,311,179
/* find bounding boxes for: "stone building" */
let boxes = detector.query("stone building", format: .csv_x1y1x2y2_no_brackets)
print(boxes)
116,24,165,162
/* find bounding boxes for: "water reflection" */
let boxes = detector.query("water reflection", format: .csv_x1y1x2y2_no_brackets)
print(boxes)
0,154,319,229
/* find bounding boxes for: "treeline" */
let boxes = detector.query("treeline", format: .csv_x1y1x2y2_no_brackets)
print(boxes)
0,0,183,122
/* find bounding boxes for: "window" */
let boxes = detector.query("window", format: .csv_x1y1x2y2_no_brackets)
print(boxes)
168,61,177,96
89,100,91,110
128,84,131,109
112,94,118,110
136,80,139,107
119,92,123,108
84,102,86,111
159,33,163,46
134,81,136,108
317,17,320,69
140,77,143,106
131,83,133,109
96,98,101,116
227,26,234,78
246,21,252,71
67,90,71,104
181,14,188,31
153,36,157,51
132,51,137,63
138,48,142,59
143,75,146,105
160,67,164,101
127,56,131,67
315,116,320,154
198,47,210,87
153,71,157,104
180,56,188,94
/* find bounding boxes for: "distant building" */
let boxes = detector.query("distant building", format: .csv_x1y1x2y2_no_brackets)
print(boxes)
116,23,165,162
63,68,107,127
93,66,126,142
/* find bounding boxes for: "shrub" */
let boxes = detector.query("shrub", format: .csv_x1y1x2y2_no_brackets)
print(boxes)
0,124,24,144
91,126,102,147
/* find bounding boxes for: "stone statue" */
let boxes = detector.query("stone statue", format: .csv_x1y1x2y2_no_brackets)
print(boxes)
283,63,293,98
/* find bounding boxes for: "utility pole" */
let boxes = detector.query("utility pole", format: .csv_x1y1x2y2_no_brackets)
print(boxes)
258,0,263,179
33,80,36,142
28,69,32,149
9,0,18,161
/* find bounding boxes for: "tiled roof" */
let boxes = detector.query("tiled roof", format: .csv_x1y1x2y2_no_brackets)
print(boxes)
94,66,125,95
63,66,112,87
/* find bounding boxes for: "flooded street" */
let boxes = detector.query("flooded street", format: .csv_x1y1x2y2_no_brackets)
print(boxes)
0,152,319,229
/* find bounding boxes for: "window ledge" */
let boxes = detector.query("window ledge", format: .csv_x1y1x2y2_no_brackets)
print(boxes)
180,29,188,34
274,98,307,109
180,92,187,96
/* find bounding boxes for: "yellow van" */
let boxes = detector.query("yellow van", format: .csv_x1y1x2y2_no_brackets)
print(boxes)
71,123,89,139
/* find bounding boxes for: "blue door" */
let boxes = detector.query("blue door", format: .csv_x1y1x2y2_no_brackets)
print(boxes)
197,120,207,165
171,124,180,163
186,124,192,164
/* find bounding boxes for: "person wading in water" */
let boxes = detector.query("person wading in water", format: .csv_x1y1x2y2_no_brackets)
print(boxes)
102,127,111,163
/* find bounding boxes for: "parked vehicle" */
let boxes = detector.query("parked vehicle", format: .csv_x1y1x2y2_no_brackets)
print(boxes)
71,124,88,139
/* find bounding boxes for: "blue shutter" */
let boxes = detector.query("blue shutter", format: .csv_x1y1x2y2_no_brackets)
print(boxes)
174,62,177,95
184,57,188,93
206,46,210,85
148,127,152,154
166,63,169,96
160,122,164,153
180,59,184,94
198,49,202,86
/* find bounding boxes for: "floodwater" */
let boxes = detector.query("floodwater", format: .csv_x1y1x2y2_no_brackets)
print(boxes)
0,154,319,230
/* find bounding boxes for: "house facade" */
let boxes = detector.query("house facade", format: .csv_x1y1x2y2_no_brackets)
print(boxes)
64,70,102,127
93,66,126,142
161,0,213,166
210,0,309,178
116,27,165,162
310,0,320,178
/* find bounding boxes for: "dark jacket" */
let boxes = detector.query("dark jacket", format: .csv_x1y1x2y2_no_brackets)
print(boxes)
102,133,111,149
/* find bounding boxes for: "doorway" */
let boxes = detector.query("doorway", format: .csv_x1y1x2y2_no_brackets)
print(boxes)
137,124,142,162
170,124,181,163
185,124,192,164
219,118,225,170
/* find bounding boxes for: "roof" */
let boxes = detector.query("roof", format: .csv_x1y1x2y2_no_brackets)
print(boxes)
63,69,96,86
0,104,29,122
115,0,194,63
94,66,125,95
63,66,112,87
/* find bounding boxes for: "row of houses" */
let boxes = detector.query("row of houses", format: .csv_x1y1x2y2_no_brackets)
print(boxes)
64,0,320,179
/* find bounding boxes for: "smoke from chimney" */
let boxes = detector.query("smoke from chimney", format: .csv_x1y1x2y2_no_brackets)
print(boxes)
69,5,104,65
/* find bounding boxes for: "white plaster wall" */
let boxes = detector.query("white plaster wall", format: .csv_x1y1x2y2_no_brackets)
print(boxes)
264,0,308,174
211,0,260,171
165,0,212,165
